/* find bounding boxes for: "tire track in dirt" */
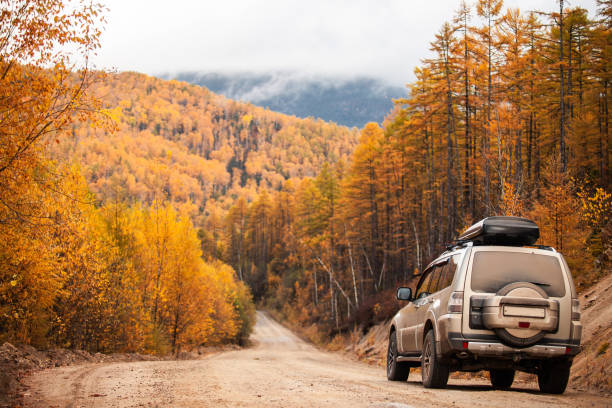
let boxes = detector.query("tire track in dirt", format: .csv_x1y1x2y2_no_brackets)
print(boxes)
23,311,611,408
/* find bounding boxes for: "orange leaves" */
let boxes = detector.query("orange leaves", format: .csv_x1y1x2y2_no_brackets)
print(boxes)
577,187,611,230
1,1,105,66
0,2,257,353
51,194,253,353
56,72,359,219
123,201,250,353
0,1,107,252
0,162,253,352
499,182,524,217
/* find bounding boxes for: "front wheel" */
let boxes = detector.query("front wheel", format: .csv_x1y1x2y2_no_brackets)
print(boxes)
421,330,449,388
387,331,410,381
489,369,515,389
538,360,571,394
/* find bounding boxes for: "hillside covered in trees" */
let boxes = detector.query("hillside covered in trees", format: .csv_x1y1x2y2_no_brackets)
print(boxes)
0,0,256,355
55,72,360,223
204,0,612,338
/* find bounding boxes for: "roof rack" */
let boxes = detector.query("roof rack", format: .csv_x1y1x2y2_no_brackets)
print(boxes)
526,244,556,252
445,240,473,251
457,216,539,247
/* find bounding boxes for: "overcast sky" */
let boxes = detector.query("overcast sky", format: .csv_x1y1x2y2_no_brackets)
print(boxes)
93,0,599,86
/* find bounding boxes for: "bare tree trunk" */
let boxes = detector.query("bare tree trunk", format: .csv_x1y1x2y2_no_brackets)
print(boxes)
459,3,472,218
485,10,493,214
313,268,318,306
329,269,334,324
369,160,378,281
559,0,567,172
443,36,458,234
312,254,354,311
334,293,339,330
344,224,359,308
604,78,609,185
411,218,421,274
360,242,377,291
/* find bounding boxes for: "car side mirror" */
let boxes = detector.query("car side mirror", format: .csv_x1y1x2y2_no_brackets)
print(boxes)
397,287,412,301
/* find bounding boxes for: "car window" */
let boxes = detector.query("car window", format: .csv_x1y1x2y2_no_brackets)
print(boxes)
428,263,445,293
438,253,461,291
415,268,434,299
470,251,566,297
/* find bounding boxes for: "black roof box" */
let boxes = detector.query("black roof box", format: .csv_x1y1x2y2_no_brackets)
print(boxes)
458,216,539,246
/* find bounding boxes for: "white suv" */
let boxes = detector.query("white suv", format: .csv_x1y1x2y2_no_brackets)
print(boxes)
387,217,582,394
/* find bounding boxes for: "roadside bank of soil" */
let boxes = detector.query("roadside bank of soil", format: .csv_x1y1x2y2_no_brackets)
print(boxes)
0,342,238,407
0,343,161,407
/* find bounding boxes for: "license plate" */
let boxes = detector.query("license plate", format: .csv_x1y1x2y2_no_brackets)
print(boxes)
503,305,545,318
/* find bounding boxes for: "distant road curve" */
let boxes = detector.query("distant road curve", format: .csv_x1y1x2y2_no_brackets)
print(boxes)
23,311,609,407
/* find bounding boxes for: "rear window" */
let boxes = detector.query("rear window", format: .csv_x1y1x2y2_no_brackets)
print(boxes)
470,251,566,297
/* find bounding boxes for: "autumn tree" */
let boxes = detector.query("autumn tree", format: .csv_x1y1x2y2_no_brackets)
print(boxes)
0,0,105,345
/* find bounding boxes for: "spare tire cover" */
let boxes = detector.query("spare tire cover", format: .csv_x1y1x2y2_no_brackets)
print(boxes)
494,282,548,348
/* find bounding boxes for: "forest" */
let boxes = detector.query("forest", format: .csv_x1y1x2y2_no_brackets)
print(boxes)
209,0,612,338
0,0,254,354
56,72,360,223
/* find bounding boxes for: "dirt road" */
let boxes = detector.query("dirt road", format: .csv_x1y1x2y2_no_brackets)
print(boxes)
23,311,609,407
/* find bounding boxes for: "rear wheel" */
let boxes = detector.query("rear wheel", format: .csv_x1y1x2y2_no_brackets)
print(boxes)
489,369,515,390
421,330,449,388
538,360,571,394
387,330,410,381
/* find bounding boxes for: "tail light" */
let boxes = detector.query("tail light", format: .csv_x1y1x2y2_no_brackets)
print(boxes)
571,299,581,321
448,291,463,313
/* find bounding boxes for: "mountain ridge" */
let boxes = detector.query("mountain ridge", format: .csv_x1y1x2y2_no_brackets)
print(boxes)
162,71,406,128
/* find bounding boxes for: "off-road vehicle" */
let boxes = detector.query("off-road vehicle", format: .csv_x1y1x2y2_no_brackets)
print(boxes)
387,216,581,394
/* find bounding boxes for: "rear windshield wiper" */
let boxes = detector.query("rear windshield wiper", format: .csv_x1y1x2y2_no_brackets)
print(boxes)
530,282,551,286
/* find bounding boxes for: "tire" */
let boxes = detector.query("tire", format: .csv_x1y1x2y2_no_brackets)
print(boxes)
489,369,515,390
421,330,449,388
493,282,548,348
538,360,571,394
387,330,410,381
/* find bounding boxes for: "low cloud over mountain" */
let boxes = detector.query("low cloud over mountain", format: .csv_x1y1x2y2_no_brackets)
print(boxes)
165,72,406,129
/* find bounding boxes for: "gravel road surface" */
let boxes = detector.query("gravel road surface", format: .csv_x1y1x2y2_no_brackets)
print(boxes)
23,311,610,407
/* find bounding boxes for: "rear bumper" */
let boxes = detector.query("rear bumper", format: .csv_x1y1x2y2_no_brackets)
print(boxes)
444,332,581,358
437,313,581,359
467,342,569,357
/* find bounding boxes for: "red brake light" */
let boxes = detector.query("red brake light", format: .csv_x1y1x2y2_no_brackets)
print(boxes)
518,322,530,328
463,341,469,349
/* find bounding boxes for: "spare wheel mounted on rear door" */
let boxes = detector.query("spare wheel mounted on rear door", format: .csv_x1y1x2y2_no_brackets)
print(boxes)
482,282,559,347
461,218,566,349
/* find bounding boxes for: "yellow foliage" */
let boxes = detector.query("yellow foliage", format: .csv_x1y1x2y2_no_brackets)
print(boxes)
54,72,360,216
242,113,253,127
499,182,525,217
578,187,611,230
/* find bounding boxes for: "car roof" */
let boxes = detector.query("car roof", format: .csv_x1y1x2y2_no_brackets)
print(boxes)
424,244,558,272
